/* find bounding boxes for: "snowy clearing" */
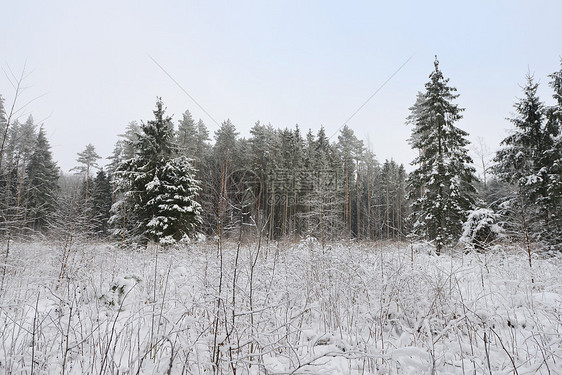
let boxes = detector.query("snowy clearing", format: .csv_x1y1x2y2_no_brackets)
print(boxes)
0,240,561,374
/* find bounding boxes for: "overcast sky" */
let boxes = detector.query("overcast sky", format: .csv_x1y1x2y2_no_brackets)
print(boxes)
2,0,561,174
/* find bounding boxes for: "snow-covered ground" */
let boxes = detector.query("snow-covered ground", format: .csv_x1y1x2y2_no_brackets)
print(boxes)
0,239,560,374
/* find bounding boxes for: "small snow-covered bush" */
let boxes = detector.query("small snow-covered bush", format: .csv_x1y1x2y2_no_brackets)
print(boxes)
100,275,141,307
461,208,503,250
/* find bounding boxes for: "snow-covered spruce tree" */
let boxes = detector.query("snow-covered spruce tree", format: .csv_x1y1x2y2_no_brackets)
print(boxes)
493,73,561,248
406,57,476,253
111,98,201,246
544,61,562,246
88,170,113,238
23,126,60,233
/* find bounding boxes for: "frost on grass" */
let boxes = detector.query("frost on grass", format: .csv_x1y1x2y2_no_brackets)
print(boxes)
0,240,561,374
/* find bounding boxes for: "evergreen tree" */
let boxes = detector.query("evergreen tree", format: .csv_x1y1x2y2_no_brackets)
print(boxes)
379,160,395,240
275,127,306,237
190,119,211,231
313,126,331,169
495,71,562,247
359,149,380,240
395,163,408,239
298,126,345,242
0,117,37,229
73,144,101,176
177,109,197,156
337,125,364,237
23,127,59,233
248,122,278,237
106,122,140,177
289,126,306,236
544,61,562,246
249,122,274,173
207,119,239,236
72,144,101,204
143,157,201,244
378,160,407,240
111,98,201,245
89,170,113,237
494,75,547,197
406,57,476,252
213,119,238,167
195,119,210,170
6,116,38,175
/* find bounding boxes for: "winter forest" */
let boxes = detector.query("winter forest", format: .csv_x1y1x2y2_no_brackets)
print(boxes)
0,57,561,374
2,58,561,250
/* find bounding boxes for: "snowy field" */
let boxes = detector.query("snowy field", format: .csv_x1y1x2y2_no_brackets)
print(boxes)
0,239,561,374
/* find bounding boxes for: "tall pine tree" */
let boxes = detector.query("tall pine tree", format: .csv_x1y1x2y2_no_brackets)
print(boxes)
23,127,59,233
406,57,476,253
72,143,101,205
337,125,364,237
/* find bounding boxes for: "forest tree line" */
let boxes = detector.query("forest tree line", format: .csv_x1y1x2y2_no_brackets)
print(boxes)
0,58,560,250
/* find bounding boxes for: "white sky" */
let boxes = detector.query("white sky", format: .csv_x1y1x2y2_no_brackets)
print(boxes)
1,0,561,174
